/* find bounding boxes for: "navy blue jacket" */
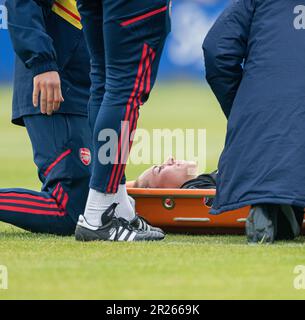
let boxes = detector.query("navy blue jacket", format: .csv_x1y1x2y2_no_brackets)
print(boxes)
6,0,90,125
203,0,305,214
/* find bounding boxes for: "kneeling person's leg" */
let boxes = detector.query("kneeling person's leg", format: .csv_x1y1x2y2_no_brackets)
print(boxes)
0,188,76,236
0,114,92,236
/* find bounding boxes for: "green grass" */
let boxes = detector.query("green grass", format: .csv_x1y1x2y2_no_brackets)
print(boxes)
1,84,305,300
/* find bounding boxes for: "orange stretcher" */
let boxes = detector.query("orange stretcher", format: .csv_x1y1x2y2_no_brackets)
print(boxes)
128,188,305,235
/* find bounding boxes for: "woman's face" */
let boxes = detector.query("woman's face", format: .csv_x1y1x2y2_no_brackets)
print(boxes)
136,156,198,188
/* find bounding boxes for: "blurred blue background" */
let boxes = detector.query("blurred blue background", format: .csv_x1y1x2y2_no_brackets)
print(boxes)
0,0,230,83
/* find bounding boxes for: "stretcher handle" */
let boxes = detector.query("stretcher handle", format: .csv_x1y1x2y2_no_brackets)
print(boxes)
174,218,211,223
127,188,216,197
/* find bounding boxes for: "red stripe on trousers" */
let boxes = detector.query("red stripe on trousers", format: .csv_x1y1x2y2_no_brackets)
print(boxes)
106,44,149,193
52,183,68,210
128,48,154,133
61,193,69,210
57,186,64,204
0,199,60,209
52,183,61,198
112,48,156,191
112,75,147,192
108,45,149,192
138,52,151,105
0,192,56,203
44,149,72,176
0,185,68,216
120,6,168,27
113,108,139,193
146,48,156,95
0,205,65,216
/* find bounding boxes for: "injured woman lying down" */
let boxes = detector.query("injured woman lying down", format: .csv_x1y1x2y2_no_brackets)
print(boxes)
127,157,304,241
127,156,217,190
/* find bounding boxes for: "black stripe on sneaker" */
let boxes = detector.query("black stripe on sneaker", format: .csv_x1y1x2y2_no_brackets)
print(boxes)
116,226,126,241
124,230,134,241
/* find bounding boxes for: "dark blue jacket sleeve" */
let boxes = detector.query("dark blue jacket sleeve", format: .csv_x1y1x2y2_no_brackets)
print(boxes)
6,0,58,77
202,0,255,118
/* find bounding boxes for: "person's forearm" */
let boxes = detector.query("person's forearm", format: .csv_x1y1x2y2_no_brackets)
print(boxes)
7,0,64,114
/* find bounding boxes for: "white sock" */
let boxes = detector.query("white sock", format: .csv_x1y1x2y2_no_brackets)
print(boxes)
83,189,117,227
115,184,136,222
128,195,136,212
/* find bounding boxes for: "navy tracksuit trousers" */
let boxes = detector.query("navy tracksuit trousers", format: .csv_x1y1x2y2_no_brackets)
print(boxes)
77,0,171,193
0,114,92,236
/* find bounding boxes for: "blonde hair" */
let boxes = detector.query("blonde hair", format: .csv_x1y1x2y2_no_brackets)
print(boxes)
133,179,140,188
134,177,149,188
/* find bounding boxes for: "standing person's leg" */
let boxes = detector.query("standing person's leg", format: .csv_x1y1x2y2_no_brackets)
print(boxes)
77,0,130,223
0,114,92,236
91,0,170,195
77,0,105,133
76,0,171,241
